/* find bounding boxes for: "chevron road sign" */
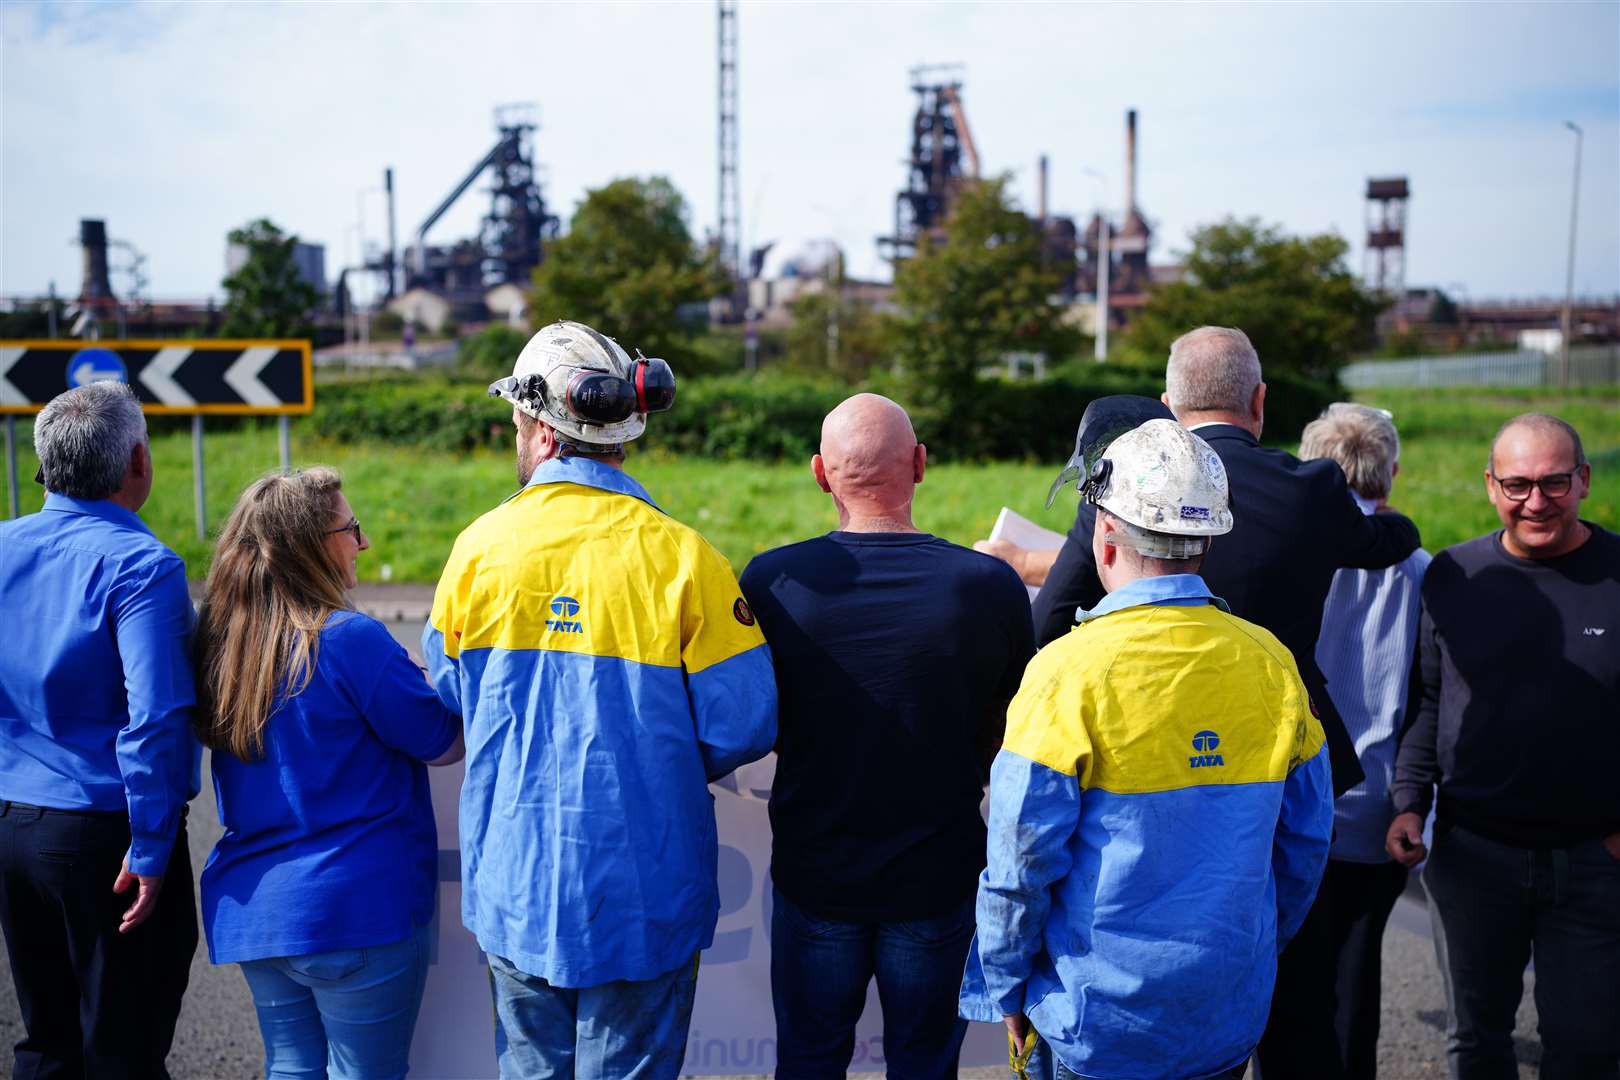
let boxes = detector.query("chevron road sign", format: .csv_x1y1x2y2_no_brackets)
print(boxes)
0,340,313,415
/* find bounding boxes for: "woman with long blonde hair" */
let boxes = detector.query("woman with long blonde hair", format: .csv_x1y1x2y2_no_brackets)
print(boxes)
193,467,461,1078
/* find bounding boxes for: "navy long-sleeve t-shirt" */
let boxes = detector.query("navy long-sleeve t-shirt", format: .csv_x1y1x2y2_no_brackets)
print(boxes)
1392,523,1620,848
741,532,1034,922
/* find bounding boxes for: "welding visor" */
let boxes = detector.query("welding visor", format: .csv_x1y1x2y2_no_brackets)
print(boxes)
1044,394,1177,508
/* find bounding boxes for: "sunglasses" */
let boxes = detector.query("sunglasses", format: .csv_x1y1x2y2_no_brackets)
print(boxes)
1490,468,1580,502
325,517,363,543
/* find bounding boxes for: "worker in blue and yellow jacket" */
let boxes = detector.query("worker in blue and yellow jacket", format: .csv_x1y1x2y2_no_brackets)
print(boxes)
960,415,1334,1080
424,321,777,1079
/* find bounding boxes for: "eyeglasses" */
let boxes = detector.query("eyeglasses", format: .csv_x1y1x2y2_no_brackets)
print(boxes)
1490,468,1580,502
325,517,363,542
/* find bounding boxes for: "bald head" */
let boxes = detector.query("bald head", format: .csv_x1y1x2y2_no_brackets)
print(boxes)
1488,412,1585,473
813,394,927,532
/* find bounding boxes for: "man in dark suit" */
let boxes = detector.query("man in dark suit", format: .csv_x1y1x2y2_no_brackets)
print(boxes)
1020,326,1421,1079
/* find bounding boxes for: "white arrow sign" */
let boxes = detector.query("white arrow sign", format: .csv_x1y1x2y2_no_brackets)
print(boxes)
139,347,195,406
0,347,24,406
223,346,279,407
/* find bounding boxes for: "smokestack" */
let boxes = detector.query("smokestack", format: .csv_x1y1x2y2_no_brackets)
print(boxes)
384,167,398,299
1124,109,1138,218
78,219,115,303
1038,154,1049,223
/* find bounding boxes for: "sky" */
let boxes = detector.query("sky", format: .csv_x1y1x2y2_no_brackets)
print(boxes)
2,1,1616,306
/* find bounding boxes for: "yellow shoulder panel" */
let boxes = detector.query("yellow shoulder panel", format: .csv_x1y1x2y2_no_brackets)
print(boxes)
1004,605,1317,794
427,484,763,670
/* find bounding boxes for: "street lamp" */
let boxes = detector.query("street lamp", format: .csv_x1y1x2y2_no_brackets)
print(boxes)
1084,169,1111,362
1560,121,1582,389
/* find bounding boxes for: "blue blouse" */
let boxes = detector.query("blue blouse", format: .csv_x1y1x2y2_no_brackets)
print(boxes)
201,611,458,964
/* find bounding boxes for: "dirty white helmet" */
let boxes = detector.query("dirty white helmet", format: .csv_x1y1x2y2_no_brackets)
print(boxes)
1092,419,1233,559
487,320,675,450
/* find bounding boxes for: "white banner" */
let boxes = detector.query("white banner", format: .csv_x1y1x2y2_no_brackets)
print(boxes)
408,754,1004,1077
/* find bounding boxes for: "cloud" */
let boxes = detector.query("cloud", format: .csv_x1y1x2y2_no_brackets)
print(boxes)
2,0,1615,301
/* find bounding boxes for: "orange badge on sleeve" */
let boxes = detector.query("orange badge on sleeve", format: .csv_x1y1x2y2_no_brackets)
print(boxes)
733,598,756,627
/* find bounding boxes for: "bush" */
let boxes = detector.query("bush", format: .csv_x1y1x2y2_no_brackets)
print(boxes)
309,378,507,453
455,324,530,383
301,365,1340,463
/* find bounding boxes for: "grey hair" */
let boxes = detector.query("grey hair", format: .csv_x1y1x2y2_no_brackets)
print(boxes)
1487,413,1586,473
1300,403,1400,501
1165,326,1262,416
34,381,148,499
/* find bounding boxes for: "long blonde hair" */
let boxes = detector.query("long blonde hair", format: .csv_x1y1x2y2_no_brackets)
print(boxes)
194,467,353,761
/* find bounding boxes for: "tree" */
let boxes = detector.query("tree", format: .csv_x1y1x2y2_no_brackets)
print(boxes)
1120,218,1384,380
781,250,888,381
528,177,726,369
219,218,320,338
884,176,1075,411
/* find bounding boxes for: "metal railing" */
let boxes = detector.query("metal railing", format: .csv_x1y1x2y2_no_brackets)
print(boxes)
1341,345,1620,388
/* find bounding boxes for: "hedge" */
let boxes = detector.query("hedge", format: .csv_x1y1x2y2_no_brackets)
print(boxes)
303,366,1340,463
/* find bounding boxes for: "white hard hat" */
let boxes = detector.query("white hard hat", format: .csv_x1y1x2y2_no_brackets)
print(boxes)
487,320,675,450
1092,419,1232,557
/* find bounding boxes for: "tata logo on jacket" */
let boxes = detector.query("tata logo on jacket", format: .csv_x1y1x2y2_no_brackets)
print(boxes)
547,595,584,634
1189,730,1224,768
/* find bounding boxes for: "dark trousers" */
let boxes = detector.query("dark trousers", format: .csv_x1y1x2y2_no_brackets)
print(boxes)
1254,864,1344,1080
1326,859,1409,1080
1422,822,1620,1080
0,802,198,1080
770,886,974,1080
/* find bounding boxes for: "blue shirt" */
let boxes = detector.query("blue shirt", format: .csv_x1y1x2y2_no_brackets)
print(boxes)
1316,494,1431,863
200,611,458,964
740,531,1033,922
424,457,777,987
0,494,200,876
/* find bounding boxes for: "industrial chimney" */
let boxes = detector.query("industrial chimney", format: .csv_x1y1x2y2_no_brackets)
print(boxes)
79,219,115,303
1038,154,1049,224
1124,109,1138,218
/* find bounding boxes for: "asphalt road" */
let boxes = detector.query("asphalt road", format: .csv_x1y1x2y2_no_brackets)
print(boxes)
0,606,1546,1078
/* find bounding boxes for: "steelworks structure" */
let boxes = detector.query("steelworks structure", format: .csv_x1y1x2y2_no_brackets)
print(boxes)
717,0,742,312
1365,177,1409,295
878,64,980,263
404,104,560,320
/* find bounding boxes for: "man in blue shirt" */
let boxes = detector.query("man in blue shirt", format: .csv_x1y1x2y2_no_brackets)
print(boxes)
0,381,200,1079
425,322,776,1077
741,394,1033,1076
961,417,1333,1080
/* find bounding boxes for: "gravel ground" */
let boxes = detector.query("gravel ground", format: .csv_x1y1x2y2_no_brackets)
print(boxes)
0,811,1549,1079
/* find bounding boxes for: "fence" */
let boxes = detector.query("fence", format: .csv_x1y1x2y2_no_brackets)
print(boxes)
1342,346,1620,389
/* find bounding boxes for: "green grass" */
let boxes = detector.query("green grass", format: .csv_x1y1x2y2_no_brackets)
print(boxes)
4,386,1616,582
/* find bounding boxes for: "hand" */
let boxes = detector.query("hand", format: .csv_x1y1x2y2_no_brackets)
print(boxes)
974,540,1057,586
1385,812,1427,867
1004,1013,1030,1041
112,857,164,933
1604,832,1620,864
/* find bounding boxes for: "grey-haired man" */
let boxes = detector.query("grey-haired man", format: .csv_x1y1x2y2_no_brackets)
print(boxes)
0,381,200,1079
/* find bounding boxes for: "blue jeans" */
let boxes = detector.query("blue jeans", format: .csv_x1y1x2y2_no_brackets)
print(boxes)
1024,1035,1247,1080
237,924,431,1080
486,952,698,1080
770,886,974,1080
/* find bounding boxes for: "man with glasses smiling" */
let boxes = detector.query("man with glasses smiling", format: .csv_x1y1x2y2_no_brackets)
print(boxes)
1388,412,1620,1079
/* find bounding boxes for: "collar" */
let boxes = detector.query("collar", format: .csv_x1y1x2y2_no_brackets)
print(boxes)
1076,572,1230,625
42,493,154,536
520,454,662,511
1351,491,1378,515
1187,422,1258,446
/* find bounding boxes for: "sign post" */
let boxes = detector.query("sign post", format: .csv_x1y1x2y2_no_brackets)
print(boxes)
0,340,313,523
4,416,17,519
